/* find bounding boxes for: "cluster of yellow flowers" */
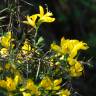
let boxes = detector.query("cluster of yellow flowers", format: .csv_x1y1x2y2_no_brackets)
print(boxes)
0,75,70,96
51,37,88,77
0,72,21,91
40,76,70,96
51,37,88,58
20,76,67,96
23,5,55,28
0,32,12,57
0,31,32,59
20,79,41,96
40,76,62,90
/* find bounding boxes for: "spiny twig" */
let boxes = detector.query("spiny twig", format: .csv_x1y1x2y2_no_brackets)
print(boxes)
20,0,33,6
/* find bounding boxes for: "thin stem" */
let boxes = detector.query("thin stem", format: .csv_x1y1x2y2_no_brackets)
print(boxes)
26,63,29,78
0,8,8,14
21,0,33,6
34,26,39,47
35,59,41,80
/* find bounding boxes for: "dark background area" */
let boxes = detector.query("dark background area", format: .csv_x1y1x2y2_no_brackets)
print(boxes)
0,0,96,96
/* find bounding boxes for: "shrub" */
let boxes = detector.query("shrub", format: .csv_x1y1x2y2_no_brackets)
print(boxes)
0,5,89,96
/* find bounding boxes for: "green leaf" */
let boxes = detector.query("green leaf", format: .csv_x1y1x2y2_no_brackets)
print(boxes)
36,37,44,46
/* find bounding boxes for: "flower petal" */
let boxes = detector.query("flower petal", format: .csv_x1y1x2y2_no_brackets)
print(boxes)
27,16,35,27
39,5,44,17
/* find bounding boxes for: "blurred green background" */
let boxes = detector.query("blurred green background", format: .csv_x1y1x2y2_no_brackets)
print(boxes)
0,0,96,96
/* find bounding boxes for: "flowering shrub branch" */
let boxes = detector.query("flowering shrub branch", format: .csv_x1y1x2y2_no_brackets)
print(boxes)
0,5,89,96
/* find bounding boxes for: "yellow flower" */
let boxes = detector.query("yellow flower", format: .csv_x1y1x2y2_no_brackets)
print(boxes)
14,73,22,86
67,57,84,77
51,43,61,53
0,48,8,57
23,15,37,28
0,32,11,48
75,61,83,72
26,79,40,95
6,77,16,91
51,37,88,58
69,42,88,58
4,74,21,91
69,61,83,77
26,79,34,90
0,80,6,88
40,76,52,90
40,76,62,91
60,38,80,53
37,5,55,23
22,40,31,55
67,57,79,66
54,78,62,86
59,89,71,96
23,5,55,28
51,37,75,55
53,78,62,90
